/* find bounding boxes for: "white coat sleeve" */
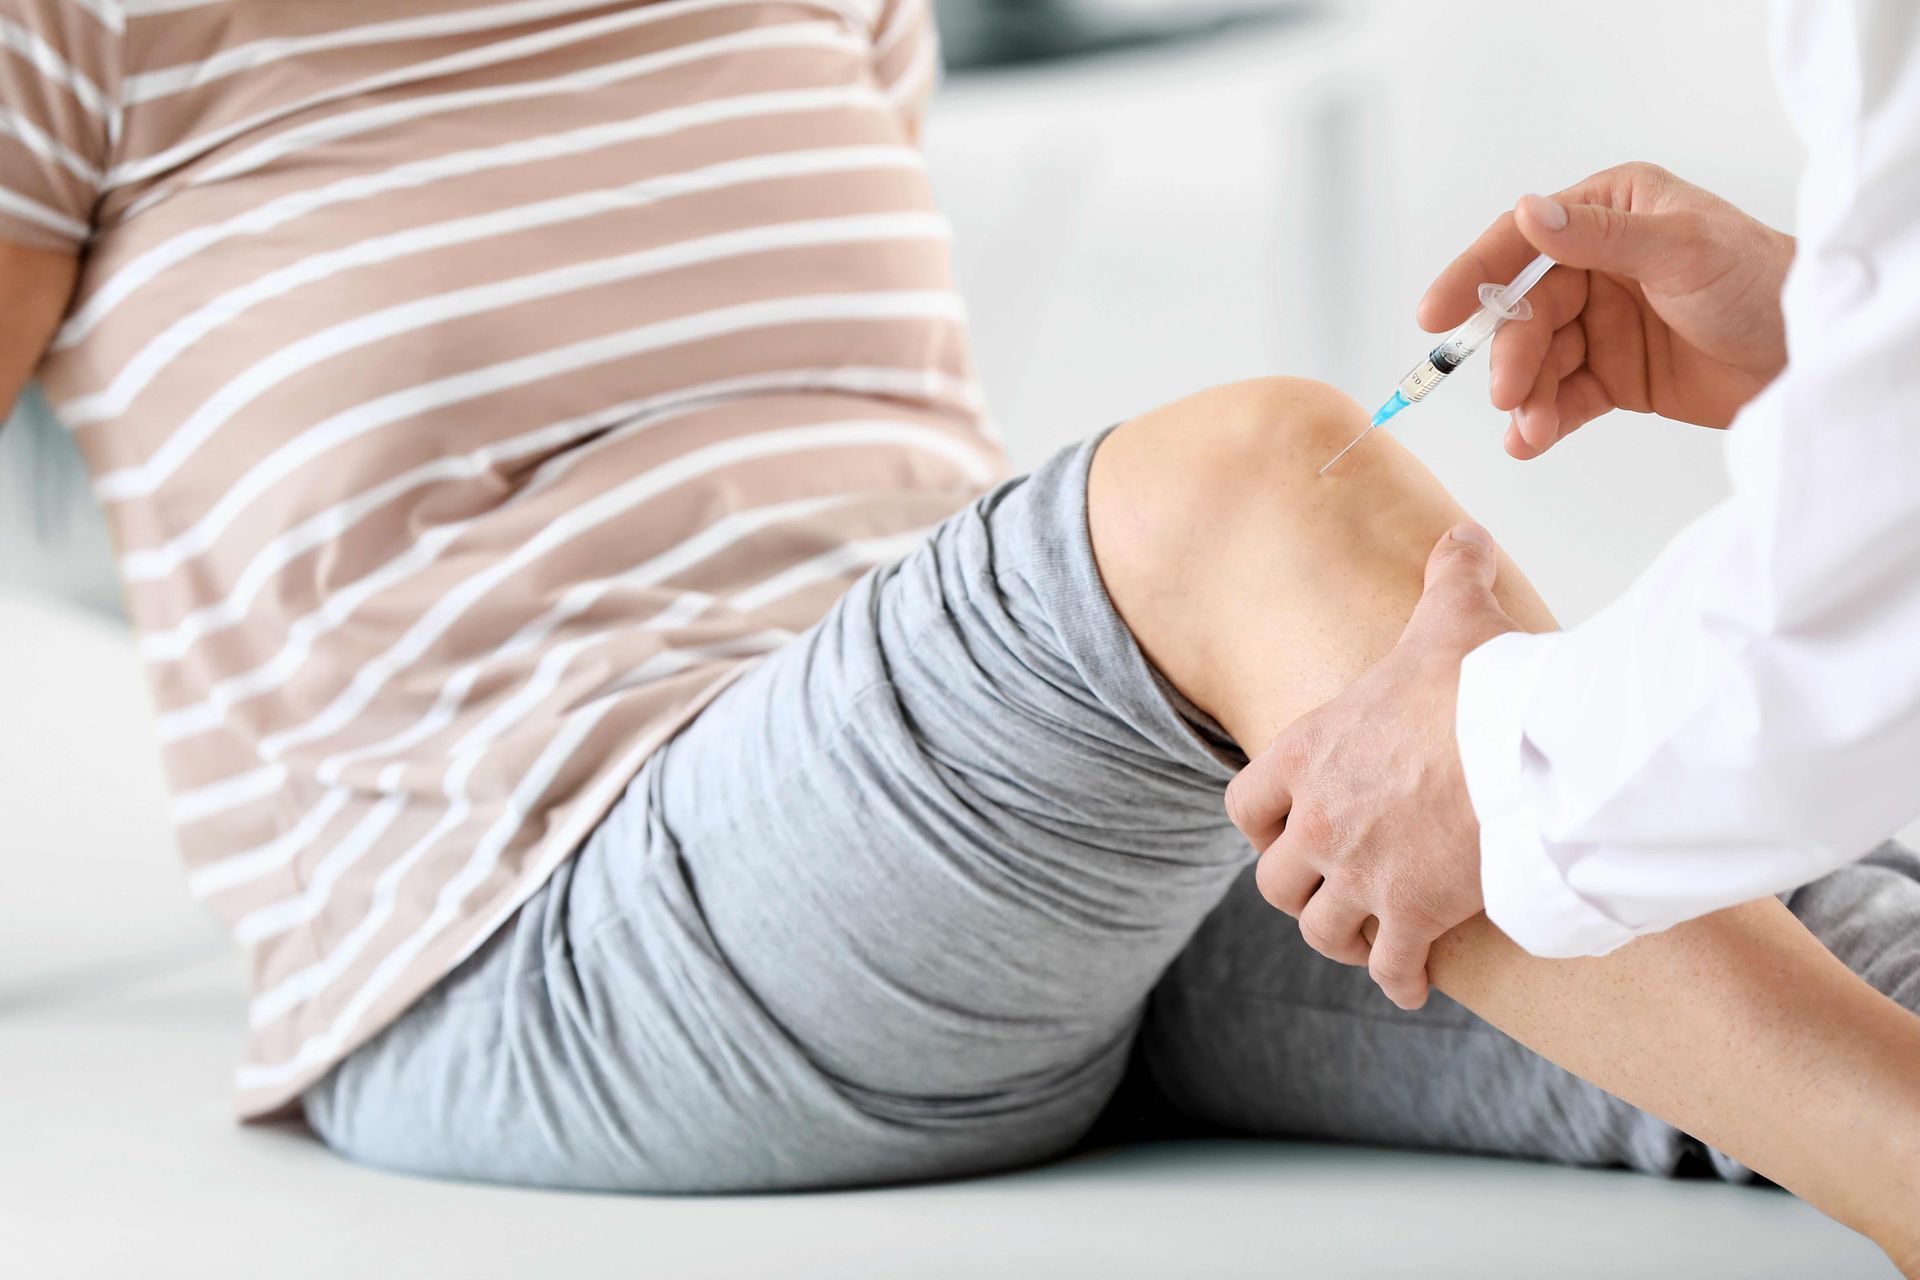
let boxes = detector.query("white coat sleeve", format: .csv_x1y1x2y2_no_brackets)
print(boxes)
1454,0,1920,958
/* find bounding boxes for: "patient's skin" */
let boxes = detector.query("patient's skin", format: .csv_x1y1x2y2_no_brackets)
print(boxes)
1090,377,1549,741
1088,378,1920,1271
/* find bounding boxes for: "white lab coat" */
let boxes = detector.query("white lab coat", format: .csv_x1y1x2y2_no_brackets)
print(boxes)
1456,0,1920,958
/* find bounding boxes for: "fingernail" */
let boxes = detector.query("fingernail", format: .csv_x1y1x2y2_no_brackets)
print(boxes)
1520,193,1568,231
1450,521,1493,549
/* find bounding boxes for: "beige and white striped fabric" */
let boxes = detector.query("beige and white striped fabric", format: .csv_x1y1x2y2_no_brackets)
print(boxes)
1,0,1002,1117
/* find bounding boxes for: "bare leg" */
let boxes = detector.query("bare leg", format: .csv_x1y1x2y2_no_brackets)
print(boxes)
1089,378,1920,1268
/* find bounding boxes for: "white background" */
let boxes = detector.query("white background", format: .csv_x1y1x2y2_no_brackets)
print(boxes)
923,0,1799,629
0,0,1803,629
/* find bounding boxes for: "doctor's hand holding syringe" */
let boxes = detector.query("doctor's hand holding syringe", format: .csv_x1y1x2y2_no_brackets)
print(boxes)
1230,153,1867,996
1419,164,1795,462
1319,164,1795,475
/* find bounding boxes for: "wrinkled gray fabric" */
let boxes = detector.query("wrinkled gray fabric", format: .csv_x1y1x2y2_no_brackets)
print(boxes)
304,431,1920,1192
1139,840,1920,1181
304,432,1242,1190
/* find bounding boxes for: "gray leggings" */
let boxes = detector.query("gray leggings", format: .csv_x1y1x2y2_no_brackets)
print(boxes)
303,433,1920,1191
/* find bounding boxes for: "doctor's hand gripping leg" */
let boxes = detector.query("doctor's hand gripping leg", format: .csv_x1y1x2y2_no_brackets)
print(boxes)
1087,377,1920,1270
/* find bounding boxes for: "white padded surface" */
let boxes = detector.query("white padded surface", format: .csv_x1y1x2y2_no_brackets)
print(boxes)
0,593,1899,1278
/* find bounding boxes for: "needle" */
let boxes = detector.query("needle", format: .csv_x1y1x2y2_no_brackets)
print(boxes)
1317,423,1377,476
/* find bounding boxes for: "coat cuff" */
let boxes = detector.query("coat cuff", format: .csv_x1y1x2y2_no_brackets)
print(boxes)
1457,630,1641,959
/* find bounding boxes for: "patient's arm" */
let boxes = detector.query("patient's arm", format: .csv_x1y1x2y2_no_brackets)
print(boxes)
1088,377,1920,1270
0,237,77,423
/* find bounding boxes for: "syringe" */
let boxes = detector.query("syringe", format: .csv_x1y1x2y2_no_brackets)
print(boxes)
1319,252,1557,476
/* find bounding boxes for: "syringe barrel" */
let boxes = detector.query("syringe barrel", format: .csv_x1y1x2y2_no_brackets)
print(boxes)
1383,262,1548,413
1441,304,1505,360
1402,299,1517,402
1396,357,1449,403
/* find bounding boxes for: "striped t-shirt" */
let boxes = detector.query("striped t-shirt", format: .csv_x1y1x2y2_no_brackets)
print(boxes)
1,0,1004,1117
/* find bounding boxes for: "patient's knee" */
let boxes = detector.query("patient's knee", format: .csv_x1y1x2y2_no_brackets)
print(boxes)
1090,376,1405,560
1088,376,1475,748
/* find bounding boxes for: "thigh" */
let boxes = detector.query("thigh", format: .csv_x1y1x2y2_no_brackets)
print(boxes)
310,432,1253,1191
1139,844,1920,1178
649,430,1249,1149
301,816,882,1193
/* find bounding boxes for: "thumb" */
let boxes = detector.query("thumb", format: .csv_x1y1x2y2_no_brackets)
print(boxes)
1414,523,1512,644
1422,521,1499,597
1514,192,1698,284
1413,521,1514,647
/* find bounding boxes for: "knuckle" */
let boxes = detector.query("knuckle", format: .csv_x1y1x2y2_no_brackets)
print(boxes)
1301,916,1366,966
1620,159,1670,187
1223,775,1254,835
1595,205,1632,244
1285,805,1336,852
1254,852,1301,913
1370,957,1409,988
1448,537,1494,565
1255,877,1285,915
1272,726,1315,775
1298,914,1338,952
